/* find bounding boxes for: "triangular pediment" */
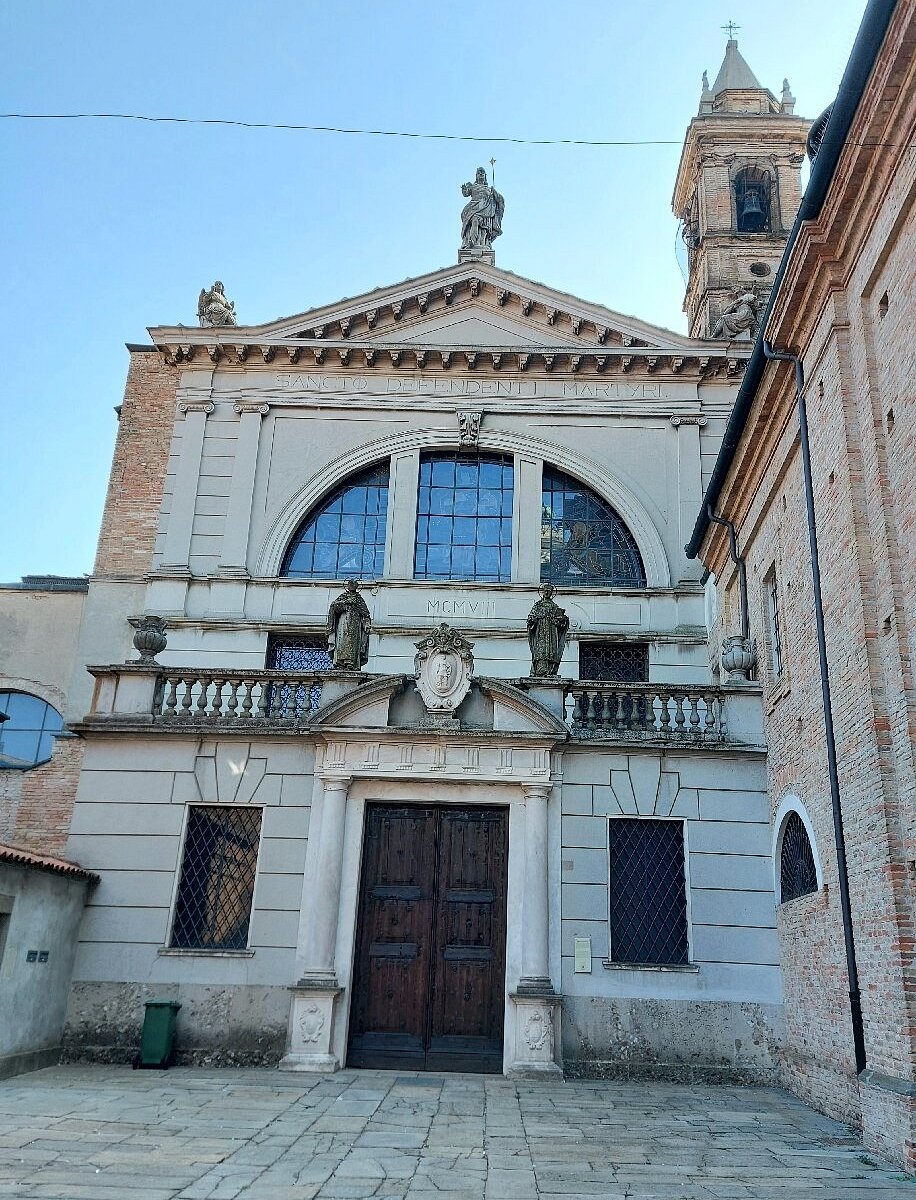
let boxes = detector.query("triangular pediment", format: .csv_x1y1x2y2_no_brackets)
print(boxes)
150,262,701,354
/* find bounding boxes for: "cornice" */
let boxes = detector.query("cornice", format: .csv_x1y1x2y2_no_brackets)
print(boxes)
154,339,748,381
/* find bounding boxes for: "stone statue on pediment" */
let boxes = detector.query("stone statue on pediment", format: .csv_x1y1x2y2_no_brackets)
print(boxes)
460,167,504,252
527,585,569,678
198,280,237,327
711,291,759,340
327,580,371,670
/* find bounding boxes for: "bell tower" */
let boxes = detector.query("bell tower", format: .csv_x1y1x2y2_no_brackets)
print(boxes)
672,37,810,340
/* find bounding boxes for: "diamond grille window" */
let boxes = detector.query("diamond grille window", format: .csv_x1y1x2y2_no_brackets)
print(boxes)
779,812,818,903
266,635,331,717
609,818,689,965
579,642,649,683
171,806,262,951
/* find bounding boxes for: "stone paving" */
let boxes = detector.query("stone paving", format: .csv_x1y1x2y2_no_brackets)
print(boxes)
0,1066,913,1199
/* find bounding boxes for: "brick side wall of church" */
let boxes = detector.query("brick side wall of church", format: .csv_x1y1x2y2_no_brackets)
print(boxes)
705,36,916,1160
94,350,178,578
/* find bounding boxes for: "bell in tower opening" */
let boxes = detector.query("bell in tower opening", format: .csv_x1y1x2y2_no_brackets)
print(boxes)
734,167,772,233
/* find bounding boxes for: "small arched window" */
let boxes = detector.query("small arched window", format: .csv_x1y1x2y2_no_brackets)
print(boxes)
734,166,772,233
0,691,64,770
779,811,818,903
281,463,389,579
541,467,646,588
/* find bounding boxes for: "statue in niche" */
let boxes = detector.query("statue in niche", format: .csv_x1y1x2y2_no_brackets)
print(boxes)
460,167,504,251
198,280,237,327
327,580,371,670
527,584,569,677
711,291,759,340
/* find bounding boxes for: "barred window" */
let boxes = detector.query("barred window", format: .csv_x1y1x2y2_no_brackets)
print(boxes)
414,452,513,582
265,634,330,717
779,812,818,903
609,818,689,965
765,568,784,680
171,806,262,951
281,462,389,580
541,468,646,588
579,642,649,683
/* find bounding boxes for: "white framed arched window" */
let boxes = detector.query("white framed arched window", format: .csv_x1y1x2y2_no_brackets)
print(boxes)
772,795,823,904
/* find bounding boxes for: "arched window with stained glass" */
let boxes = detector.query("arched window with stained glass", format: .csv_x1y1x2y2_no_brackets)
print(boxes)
280,462,389,579
541,467,647,588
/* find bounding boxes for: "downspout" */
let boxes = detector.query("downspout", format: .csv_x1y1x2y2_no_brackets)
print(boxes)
705,506,750,642
763,340,867,1075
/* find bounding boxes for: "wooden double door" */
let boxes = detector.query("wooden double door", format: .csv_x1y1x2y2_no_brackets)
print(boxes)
347,803,508,1074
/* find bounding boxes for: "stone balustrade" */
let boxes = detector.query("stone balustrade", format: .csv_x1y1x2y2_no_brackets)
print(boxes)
563,682,731,743
80,665,764,748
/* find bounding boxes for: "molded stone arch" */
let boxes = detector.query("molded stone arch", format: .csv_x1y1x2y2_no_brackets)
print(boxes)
772,794,824,904
257,428,671,587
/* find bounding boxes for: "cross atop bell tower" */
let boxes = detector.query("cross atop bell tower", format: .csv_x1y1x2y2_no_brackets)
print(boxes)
672,37,810,340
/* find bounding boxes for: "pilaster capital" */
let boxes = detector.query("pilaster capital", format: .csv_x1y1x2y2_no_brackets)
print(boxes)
317,772,353,792
177,401,215,415
233,402,270,416
522,782,552,802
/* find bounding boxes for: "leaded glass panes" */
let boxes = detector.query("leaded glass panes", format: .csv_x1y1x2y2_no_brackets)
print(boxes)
609,818,689,965
541,468,646,588
281,463,389,580
0,691,64,770
779,812,818,903
171,806,262,951
579,642,649,683
414,453,513,582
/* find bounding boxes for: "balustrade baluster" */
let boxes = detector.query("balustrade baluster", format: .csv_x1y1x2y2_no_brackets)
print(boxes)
689,694,701,735
659,692,672,733
193,677,209,718
673,693,686,733
703,695,716,736
226,679,240,719
180,678,194,717
240,680,254,719
163,677,179,716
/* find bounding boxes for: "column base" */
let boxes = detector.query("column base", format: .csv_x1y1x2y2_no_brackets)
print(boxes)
279,982,342,1074
510,990,562,1078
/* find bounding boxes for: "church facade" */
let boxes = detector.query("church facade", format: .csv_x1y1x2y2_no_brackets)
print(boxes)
2,39,834,1087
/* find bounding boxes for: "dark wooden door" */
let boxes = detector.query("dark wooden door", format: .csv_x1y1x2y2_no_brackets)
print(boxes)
347,803,508,1073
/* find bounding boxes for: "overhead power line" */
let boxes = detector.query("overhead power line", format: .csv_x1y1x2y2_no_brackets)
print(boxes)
0,112,902,150
0,112,683,145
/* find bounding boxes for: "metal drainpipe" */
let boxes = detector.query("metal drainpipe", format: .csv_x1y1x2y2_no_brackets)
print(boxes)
763,340,867,1074
705,506,750,642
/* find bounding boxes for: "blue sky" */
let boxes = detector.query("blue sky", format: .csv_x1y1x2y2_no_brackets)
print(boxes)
0,0,867,580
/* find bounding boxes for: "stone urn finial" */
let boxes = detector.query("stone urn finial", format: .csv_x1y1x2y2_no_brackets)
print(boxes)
133,616,168,664
721,634,757,683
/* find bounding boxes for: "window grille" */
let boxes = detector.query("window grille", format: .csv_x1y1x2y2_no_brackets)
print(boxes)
609,818,689,965
414,452,513,582
579,642,649,683
541,467,646,588
766,573,783,679
281,462,389,580
266,635,330,717
171,806,262,951
779,812,818,903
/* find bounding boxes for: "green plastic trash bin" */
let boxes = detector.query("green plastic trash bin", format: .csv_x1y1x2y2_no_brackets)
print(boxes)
133,999,181,1070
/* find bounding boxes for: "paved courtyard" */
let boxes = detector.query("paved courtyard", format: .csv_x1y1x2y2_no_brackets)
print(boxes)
0,1067,913,1200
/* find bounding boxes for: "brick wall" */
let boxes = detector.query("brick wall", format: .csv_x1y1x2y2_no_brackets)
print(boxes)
699,1,916,1169
12,736,84,856
94,349,178,578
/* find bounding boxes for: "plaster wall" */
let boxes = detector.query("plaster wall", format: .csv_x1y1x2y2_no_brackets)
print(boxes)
0,862,92,1078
